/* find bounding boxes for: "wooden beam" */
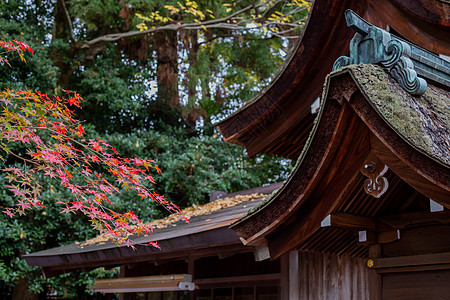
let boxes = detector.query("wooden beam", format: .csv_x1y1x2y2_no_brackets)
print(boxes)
324,210,450,245
188,257,195,300
378,230,400,244
280,251,300,300
373,263,450,274
194,273,280,287
119,266,126,300
321,213,391,231
358,230,400,245
369,252,450,271
321,210,450,234
359,231,377,245
90,274,195,293
379,210,450,230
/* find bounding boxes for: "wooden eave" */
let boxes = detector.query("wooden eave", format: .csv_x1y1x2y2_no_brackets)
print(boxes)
23,196,265,278
230,67,450,259
216,0,450,159
388,0,450,27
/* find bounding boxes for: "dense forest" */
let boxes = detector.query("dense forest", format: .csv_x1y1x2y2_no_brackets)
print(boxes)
0,0,309,298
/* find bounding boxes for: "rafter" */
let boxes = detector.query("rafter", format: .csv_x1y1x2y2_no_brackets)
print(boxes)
379,210,450,230
358,230,400,245
321,213,390,231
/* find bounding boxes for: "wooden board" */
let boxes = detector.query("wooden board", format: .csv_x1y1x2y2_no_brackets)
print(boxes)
383,270,450,300
297,252,369,300
382,225,450,257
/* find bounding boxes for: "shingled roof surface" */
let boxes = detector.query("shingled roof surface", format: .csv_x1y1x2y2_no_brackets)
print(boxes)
26,193,265,257
238,63,450,220
348,64,450,166
81,192,266,247
23,183,286,277
216,0,450,159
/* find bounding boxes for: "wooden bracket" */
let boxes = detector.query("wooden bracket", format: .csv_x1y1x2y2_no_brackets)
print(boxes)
359,230,377,245
361,153,389,198
321,213,391,231
359,230,400,245
367,252,450,273
253,246,270,262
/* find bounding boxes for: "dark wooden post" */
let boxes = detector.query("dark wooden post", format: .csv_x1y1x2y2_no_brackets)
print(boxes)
119,266,125,300
280,253,289,300
289,251,299,299
188,257,195,300
368,245,382,300
280,251,299,300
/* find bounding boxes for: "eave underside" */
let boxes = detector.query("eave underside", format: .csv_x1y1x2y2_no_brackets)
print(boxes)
231,68,450,259
295,170,431,258
25,194,269,277
33,229,247,278
217,0,450,159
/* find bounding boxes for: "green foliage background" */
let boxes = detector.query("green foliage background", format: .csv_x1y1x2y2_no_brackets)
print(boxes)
0,0,307,298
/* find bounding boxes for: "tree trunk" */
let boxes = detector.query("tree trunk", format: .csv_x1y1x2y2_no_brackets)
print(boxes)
12,276,39,300
155,31,179,107
184,30,201,134
153,31,180,126
51,0,78,88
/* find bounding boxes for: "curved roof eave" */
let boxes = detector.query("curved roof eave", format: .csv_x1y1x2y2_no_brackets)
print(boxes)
23,193,269,277
216,0,450,158
216,0,362,153
230,65,450,257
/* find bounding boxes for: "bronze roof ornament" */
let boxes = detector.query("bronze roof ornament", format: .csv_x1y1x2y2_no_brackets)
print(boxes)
333,10,450,96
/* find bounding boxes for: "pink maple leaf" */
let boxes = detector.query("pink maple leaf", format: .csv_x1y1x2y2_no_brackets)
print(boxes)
2,208,15,218
145,241,160,249
71,201,84,210
17,200,31,211
44,167,57,179
123,239,137,250
67,184,81,195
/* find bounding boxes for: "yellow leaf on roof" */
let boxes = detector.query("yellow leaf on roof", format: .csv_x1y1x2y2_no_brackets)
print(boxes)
81,193,265,246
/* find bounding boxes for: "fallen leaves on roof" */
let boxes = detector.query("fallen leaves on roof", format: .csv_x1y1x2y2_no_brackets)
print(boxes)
152,193,264,229
80,193,265,247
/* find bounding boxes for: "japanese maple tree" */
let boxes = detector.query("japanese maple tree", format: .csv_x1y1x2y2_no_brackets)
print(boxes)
0,40,182,249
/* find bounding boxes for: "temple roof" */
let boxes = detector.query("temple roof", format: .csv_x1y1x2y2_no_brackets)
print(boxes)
216,0,450,159
231,64,450,258
23,183,282,277
345,64,449,165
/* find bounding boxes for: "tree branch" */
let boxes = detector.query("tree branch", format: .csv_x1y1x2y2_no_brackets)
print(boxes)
83,0,306,47
59,0,76,43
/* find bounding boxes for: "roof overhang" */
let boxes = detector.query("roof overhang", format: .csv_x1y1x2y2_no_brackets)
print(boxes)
216,0,450,159
24,195,266,277
26,227,244,278
231,65,450,259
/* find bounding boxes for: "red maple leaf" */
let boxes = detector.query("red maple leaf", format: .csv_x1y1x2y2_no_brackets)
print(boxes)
75,124,85,137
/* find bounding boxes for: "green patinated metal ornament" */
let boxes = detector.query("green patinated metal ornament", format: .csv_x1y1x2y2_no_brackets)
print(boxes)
333,10,450,96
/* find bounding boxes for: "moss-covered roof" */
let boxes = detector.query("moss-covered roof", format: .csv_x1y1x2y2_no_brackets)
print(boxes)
82,193,265,246
349,64,450,166
238,63,449,221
